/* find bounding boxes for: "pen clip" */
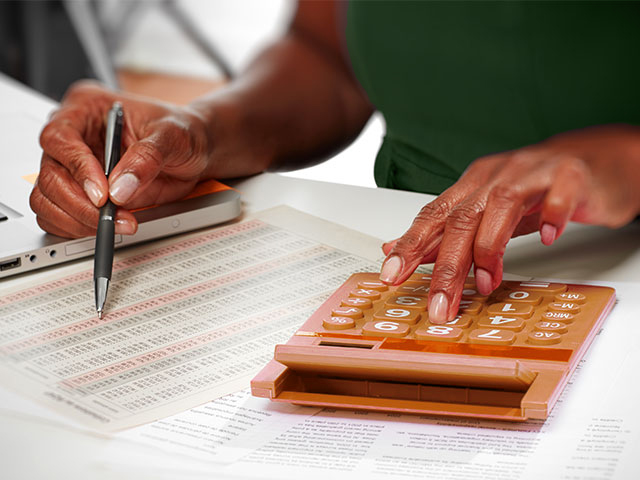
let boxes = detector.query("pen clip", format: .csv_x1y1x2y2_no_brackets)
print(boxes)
103,102,124,176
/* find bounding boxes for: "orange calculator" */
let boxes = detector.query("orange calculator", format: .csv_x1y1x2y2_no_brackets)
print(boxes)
251,273,615,421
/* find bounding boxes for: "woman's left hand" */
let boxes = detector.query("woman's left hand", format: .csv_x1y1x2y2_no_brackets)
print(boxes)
379,124,640,324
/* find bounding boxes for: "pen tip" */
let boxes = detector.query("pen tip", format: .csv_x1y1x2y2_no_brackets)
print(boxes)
98,311,103,319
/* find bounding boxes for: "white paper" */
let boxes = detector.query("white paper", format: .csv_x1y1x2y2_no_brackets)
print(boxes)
0,206,382,431
103,280,640,479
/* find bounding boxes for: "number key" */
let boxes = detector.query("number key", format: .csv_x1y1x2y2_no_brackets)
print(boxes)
487,302,533,318
386,295,428,311
415,325,463,342
374,308,421,325
478,315,525,331
362,321,410,338
468,328,516,345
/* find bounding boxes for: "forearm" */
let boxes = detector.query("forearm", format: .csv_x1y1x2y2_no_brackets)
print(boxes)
189,29,373,180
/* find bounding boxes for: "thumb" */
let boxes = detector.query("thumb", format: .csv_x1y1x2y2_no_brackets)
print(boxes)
108,135,165,205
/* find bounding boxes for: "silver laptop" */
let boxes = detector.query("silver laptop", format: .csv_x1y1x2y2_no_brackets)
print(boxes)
0,112,241,279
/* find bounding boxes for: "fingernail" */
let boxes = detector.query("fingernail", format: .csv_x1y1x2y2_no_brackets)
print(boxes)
475,268,493,295
84,179,103,206
380,255,403,284
110,173,139,204
429,293,449,324
115,219,136,235
540,223,558,246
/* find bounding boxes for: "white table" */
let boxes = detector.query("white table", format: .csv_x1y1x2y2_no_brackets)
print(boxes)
1,74,638,480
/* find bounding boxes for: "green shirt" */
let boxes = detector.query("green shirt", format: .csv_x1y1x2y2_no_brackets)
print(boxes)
346,1,640,194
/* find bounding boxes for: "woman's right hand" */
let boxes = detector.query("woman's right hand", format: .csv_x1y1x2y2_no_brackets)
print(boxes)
30,81,214,238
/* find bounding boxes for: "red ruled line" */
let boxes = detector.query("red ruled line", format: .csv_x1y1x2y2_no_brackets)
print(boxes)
1,244,315,355
63,306,285,388
0,220,263,308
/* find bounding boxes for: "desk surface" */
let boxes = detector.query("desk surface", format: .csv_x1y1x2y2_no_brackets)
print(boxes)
1,74,639,480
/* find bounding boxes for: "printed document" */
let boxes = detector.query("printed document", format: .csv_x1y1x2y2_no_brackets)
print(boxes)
104,279,640,479
0,207,381,431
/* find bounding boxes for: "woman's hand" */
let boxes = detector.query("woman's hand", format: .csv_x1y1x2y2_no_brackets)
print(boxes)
379,125,640,324
30,81,214,238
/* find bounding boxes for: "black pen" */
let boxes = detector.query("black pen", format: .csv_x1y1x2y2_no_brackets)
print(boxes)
94,102,124,319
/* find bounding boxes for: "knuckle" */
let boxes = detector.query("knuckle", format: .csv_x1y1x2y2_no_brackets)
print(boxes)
432,260,462,286
474,239,504,263
559,156,589,179
394,229,427,256
39,122,60,148
157,117,198,160
489,183,522,205
417,199,452,223
133,141,165,174
35,169,57,197
447,202,482,228
544,193,568,213
509,149,538,167
29,187,42,214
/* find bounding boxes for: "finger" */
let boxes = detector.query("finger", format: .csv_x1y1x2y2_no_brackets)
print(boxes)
31,176,137,238
379,196,454,285
427,198,484,324
30,186,96,238
33,155,101,231
40,113,109,207
539,156,588,245
380,183,480,286
111,174,199,210
109,120,202,206
381,240,397,256
473,174,554,294
114,209,138,235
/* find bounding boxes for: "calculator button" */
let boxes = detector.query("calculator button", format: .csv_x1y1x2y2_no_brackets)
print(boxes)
357,281,388,291
458,300,482,315
386,295,428,311
468,329,516,345
323,317,356,330
487,303,533,318
497,290,543,305
478,315,525,331
555,292,586,304
374,308,421,325
503,281,567,293
441,314,473,328
408,274,432,282
396,282,430,296
535,321,568,334
461,288,488,302
341,297,373,309
548,302,581,314
542,311,576,323
331,306,363,319
350,289,381,300
415,325,463,342
527,331,562,345
362,321,410,337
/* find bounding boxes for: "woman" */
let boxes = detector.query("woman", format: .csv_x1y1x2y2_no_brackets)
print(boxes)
30,1,640,324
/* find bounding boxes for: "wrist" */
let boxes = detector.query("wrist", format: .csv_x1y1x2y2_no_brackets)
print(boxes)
187,93,276,181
